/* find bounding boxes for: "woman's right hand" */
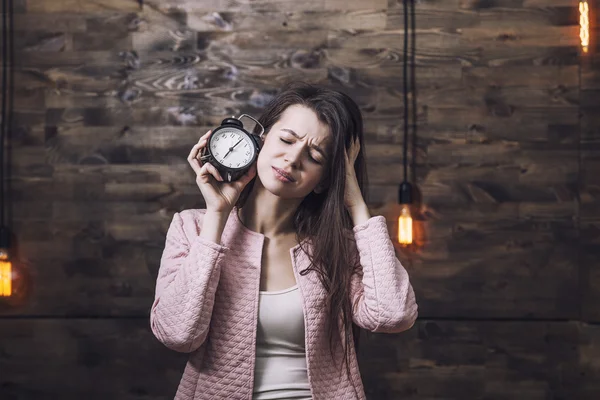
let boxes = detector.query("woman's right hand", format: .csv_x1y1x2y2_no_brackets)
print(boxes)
188,130,257,214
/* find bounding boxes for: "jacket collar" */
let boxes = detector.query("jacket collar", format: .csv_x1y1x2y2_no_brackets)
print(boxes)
228,207,324,301
230,206,311,255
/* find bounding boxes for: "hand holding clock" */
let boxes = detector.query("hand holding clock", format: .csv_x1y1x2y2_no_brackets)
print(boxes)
188,130,257,214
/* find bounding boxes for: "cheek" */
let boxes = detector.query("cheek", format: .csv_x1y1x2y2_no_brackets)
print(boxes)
256,144,274,176
257,138,283,168
256,140,268,162
304,167,324,187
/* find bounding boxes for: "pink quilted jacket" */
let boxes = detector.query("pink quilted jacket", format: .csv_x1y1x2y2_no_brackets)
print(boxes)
150,207,418,400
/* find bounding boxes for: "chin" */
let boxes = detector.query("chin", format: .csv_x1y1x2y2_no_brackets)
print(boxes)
259,176,299,199
256,168,311,200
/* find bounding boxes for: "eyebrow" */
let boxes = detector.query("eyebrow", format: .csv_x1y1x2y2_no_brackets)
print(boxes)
281,128,328,159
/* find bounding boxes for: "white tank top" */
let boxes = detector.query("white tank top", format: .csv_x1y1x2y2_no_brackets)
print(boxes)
252,284,312,400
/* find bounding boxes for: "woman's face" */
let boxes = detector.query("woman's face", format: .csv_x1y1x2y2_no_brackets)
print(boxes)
256,104,332,199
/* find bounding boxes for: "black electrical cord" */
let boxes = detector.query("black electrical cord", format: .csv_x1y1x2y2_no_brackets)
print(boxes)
7,0,13,230
402,0,409,184
1,0,14,247
398,0,416,207
409,0,417,182
1,0,9,230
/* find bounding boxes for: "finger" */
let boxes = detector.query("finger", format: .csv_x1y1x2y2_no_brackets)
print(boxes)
244,161,257,179
194,130,211,150
198,162,218,183
188,154,202,175
237,163,257,188
205,162,224,182
350,138,358,154
188,141,204,161
188,138,211,164
188,142,203,163
351,139,360,160
200,129,212,141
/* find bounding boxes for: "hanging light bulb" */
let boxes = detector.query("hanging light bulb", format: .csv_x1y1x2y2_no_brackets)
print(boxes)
395,0,417,246
580,1,590,53
0,0,27,308
397,181,413,245
0,227,13,297
0,227,31,309
398,204,413,245
0,252,11,296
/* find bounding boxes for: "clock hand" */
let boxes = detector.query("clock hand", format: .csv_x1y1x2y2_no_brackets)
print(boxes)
223,138,244,158
232,138,243,149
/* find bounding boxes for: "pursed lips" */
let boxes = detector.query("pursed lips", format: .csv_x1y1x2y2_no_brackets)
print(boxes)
273,167,295,182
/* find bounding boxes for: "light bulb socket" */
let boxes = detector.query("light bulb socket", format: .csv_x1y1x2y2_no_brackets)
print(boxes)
0,226,10,249
398,181,413,204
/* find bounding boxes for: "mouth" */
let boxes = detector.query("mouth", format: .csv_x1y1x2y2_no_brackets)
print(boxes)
272,167,295,183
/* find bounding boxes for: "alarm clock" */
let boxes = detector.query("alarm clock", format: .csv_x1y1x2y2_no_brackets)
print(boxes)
199,114,265,182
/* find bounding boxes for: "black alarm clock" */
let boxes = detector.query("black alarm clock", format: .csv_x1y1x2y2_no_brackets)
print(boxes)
199,114,265,182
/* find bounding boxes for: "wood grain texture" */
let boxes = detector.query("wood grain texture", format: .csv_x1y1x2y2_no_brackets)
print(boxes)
26,0,140,13
186,9,387,32
0,319,597,399
580,46,600,322
0,319,186,400
124,0,390,13
4,0,600,398
357,320,599,400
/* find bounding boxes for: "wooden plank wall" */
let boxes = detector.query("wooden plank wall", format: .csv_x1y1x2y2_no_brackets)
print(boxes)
1,0,599,398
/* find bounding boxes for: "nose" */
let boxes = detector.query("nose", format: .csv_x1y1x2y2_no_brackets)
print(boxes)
284,145,304,168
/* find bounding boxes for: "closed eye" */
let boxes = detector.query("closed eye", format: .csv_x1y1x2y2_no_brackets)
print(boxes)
279,138,322,164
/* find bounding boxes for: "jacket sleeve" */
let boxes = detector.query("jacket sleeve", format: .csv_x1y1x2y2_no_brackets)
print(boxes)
150,211,229,353
349,215,418,333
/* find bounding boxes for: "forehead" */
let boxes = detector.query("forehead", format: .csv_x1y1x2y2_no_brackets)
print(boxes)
276,104,331,143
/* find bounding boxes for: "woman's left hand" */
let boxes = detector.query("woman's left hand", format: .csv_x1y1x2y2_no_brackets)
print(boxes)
344,137,366,211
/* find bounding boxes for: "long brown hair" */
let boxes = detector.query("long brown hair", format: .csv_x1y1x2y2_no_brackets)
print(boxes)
236,81,369,388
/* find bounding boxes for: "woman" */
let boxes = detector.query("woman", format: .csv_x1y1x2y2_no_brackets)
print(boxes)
150,82,418,400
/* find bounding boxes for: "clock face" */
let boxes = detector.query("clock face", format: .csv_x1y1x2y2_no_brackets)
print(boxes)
210,128,255,169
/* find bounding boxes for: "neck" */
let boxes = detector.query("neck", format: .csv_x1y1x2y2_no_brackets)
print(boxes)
238,178,302,237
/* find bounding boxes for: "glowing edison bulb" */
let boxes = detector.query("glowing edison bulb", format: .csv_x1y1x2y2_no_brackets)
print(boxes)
580,1,590,53
397,204,413,245
0,250,12,297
